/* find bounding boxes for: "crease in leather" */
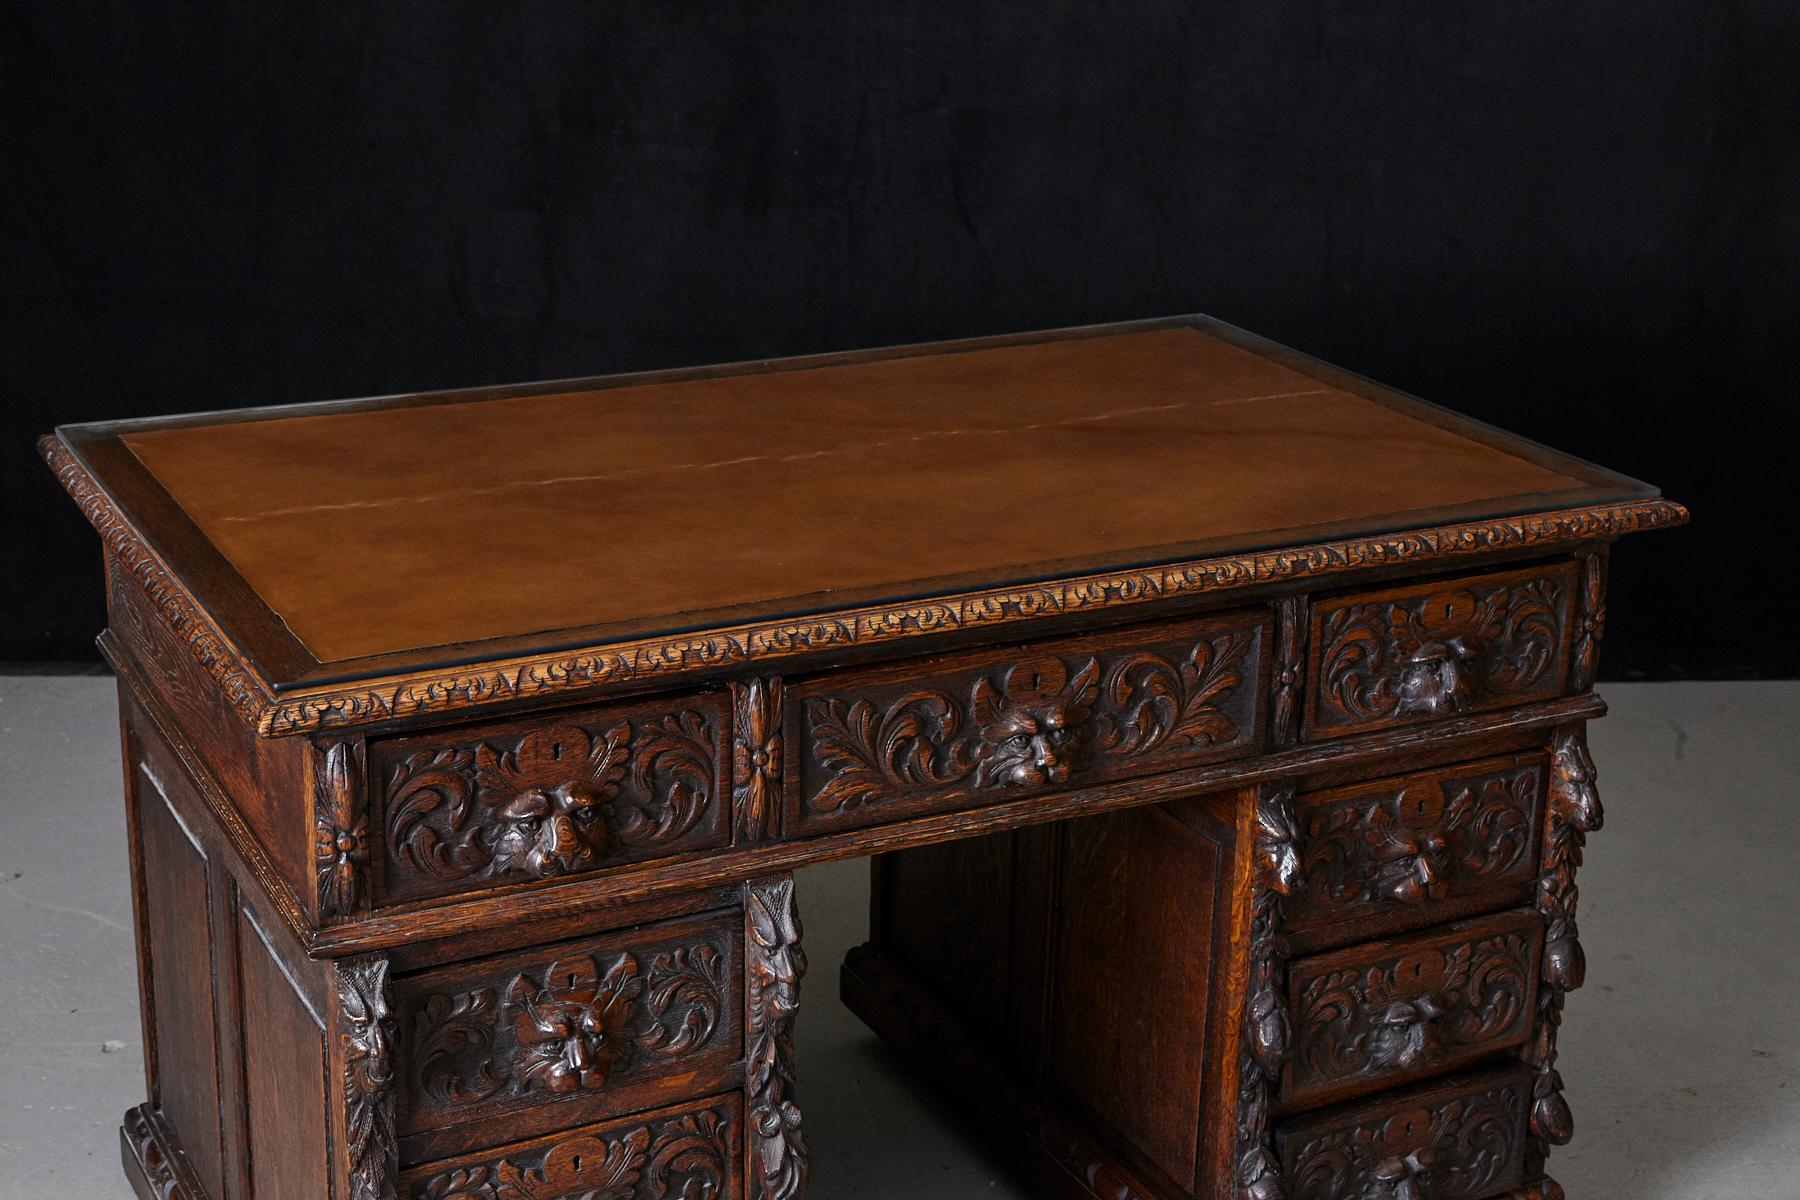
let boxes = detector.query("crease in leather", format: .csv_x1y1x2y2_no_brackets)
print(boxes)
209,388,1335,525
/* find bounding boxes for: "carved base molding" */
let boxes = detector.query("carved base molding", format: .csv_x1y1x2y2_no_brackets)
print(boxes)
841,943,1165,1200
120,1105,202,1200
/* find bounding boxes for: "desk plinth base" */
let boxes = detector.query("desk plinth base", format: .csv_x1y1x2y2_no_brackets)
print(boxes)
841,943,1565,1200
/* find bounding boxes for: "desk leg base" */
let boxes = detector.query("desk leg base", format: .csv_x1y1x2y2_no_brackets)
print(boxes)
842,942,1170,1200
121,1104,208,1200
843,944,1570,1200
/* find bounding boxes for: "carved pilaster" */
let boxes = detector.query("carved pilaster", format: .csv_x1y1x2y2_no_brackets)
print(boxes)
1528,726,1603,1158
732,677,784,843
746,875,808,1200
314,738,369,921
1237,786,1303,1200
335,956,398,1200
1569,550,1609,693
1270,595,1309,746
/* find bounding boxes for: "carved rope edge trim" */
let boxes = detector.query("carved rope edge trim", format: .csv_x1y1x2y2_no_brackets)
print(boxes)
39,435,1683,738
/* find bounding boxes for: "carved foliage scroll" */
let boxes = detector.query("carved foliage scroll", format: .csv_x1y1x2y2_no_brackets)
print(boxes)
1307,563,1577,737
1282,1073,1530,1200
797,616,1265,830
746,876,807,1200
315,739,370,921
376,695,729,903
1288,759,1543,929
1286,916,1541,1105
408,1101,737,1200
337,957,399,1200
403,925,733,1132
1237,786,1301,1200
1529,725,1604,1153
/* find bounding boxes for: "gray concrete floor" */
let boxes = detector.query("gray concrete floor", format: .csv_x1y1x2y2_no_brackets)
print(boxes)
1,678,1795,1199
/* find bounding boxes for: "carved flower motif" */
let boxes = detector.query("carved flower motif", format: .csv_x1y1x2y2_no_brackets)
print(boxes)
314,813,369,913
507,954,642,1094
971,655,1100,788
477,726,629,879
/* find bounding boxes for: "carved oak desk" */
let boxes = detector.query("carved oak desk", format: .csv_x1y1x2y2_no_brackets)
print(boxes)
41,317,1684,1200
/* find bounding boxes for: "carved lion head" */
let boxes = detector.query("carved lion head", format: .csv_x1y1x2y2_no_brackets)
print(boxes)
971,655,1100,789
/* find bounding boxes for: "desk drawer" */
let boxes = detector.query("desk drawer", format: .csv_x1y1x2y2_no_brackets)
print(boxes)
1303,562,1579,740
402,1094,743,1200
788,610,1269,835
1287,754,1546,944
1277,1066,1532,1200
394,910,742,1160
369,690,731,905
1284,911,1542,1109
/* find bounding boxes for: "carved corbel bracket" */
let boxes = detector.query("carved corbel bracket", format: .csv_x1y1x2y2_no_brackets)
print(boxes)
1528,725,1602,1153
746,875,807,1200
1237,786,1303,1199
334,956,397,1200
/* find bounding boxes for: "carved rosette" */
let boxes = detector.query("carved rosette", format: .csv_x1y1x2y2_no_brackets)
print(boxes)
746,876,808,1200
1570,551,1608,693
409,1105,735,1200
337,957,398,1200
731,678,783,842
1270,595,1308,746
1237,787,1302,1200
1528,726,1603,1154
315,739,370,920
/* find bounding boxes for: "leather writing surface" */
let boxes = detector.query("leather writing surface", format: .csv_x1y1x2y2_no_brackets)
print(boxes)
121,326,1586,663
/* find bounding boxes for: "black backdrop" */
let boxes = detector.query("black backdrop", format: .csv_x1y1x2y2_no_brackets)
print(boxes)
4,4,1795,677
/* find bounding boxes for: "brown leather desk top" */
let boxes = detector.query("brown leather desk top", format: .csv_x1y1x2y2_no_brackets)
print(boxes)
43,316,1680,735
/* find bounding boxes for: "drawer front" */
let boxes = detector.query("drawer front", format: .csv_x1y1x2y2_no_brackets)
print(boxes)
789,610,1269,835
370,690,731,905
1278,1066,1532,1200
394,911,742,1158
402,1093,743,1200
1288,754,1545,939
1284,911,1543,1109
1304,562,1579,740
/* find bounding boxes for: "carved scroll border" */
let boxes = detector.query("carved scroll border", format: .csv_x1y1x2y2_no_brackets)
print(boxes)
42,433,1679,741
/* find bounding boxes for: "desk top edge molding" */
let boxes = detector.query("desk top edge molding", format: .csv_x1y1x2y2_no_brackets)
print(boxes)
42,430,1684,738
